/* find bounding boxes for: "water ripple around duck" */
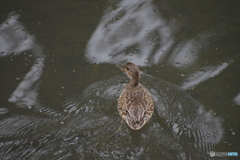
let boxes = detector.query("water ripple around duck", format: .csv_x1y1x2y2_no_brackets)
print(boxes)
0,74,223,159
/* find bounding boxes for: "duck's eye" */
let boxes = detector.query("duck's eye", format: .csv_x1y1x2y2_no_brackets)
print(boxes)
125,66,129,71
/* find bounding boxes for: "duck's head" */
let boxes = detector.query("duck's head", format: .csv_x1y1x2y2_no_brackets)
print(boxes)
118,62,140,86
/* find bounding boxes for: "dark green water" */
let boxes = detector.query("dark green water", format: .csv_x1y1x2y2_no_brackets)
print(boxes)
0,0,239,159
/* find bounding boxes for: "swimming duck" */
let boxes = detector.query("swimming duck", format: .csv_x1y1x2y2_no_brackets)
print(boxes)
118,62,154,130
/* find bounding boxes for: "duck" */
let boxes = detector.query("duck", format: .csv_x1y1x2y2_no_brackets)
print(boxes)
118,62,154,130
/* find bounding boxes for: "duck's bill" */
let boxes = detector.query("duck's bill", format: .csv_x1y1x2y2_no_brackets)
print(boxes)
116,65,125,71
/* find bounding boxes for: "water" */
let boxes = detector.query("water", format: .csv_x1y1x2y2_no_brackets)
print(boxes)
0,0,240,159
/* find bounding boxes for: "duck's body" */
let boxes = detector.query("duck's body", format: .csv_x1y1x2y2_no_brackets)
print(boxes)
118,62,154,130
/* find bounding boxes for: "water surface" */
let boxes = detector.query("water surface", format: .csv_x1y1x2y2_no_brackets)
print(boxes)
0,0,240,159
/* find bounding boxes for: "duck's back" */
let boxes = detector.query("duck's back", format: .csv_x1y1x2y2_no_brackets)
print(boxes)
118,83,154,130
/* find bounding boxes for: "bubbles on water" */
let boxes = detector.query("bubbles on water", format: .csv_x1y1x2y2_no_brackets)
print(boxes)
230,129,235,135
175,62,180,66
200,69,206,73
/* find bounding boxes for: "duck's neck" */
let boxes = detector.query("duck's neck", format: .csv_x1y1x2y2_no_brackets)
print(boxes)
130,74,140,87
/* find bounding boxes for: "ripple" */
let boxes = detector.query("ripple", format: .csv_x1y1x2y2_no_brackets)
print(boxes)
0,74,223,159
48,74,222,159
0,108,8,115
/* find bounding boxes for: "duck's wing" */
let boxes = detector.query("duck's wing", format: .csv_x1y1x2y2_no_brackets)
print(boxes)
117,88,128,118
142,86,154,119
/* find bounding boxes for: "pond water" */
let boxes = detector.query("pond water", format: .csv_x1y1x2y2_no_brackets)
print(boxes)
0,0,239,159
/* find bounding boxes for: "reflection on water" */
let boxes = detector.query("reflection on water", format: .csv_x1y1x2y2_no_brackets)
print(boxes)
0,12,46,112
86,0,179,66
0,13,35,57
86,0,205,67
233,93,240,105
85,0,232,91
0,73,223,159
181,62,230,90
